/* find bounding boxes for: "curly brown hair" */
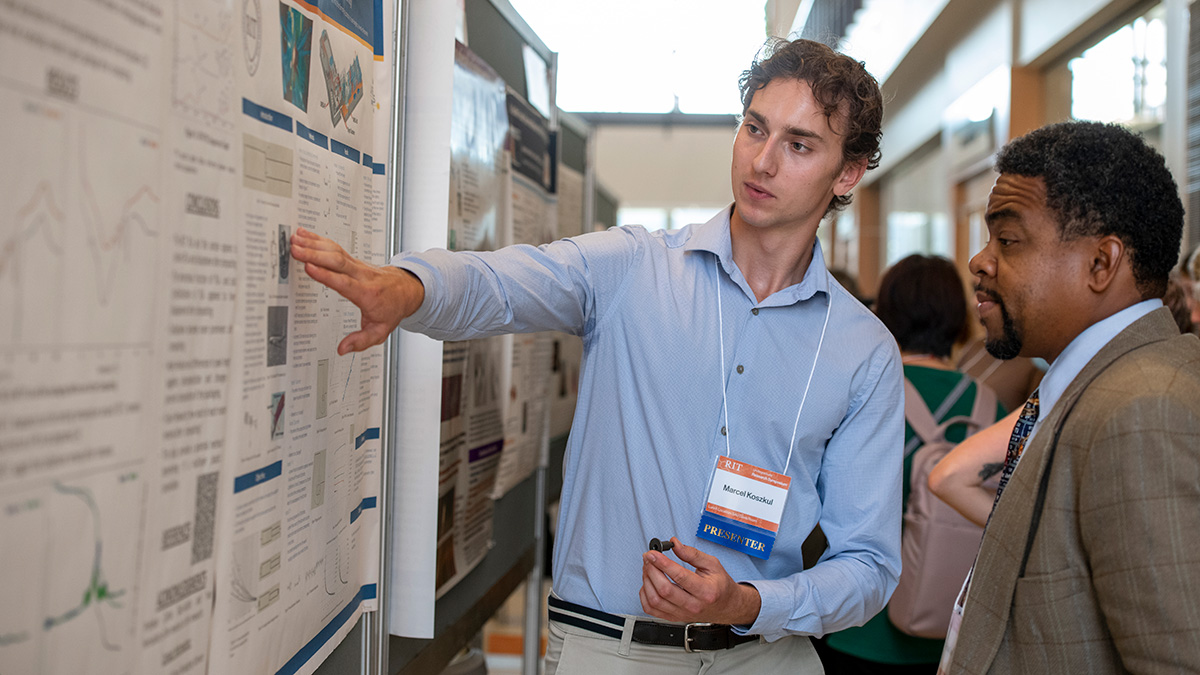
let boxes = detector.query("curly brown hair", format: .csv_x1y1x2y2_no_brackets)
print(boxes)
739,38,884,213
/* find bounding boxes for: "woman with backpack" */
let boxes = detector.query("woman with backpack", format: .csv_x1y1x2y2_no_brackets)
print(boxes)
815,254,1006,674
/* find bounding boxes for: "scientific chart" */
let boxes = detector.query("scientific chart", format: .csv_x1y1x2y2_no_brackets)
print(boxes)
0,0,392,671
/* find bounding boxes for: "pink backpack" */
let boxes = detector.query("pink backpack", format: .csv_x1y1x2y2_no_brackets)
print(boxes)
887,377,997,639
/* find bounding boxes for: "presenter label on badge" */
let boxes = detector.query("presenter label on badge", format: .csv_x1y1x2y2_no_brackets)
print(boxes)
696,456,790,559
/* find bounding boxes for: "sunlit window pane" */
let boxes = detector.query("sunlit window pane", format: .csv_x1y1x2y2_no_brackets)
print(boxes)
617,207,669,232
670,207,722,229
1070,26,1136,122
1068,7,1166,125
509,0,766,114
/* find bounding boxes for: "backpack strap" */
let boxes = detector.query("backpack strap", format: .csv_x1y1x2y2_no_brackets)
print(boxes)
968,379,998,428
903,378,940,453
933,373,975,422
903,375,975,456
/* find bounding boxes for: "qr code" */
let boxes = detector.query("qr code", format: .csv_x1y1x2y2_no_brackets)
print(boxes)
192,472,219,564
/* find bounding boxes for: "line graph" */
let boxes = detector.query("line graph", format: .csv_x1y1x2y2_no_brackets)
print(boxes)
228,533,260,623
78,129,161,307
42,483,127,651
1,91,163,350
172,0,237,129
0,468,142,673
0,92,69,347
341,353,355,402
1,183,67,343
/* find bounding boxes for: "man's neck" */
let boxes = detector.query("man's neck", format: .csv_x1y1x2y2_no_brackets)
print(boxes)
1040,289,1147,364
729,207,819,303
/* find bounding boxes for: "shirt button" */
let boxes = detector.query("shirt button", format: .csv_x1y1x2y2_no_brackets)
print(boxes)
751,308,759,316
736,365,744,374
720,426,727,436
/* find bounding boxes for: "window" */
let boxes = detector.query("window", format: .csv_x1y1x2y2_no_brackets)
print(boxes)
1045,4,1166,144
881,146,951,265
509,0,768,114
616,206,726,232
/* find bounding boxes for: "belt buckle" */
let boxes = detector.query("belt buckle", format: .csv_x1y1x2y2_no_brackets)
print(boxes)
683,622,715,653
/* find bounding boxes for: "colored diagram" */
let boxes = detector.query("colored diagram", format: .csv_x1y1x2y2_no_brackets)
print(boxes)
279,3,312,112
269,391,285,439
319,30,363,128
42,483,128,647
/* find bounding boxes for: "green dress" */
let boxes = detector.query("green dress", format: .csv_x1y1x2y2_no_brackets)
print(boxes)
822,365,1006,665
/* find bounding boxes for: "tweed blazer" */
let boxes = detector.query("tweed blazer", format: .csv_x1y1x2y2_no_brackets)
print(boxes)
948,308,1200,674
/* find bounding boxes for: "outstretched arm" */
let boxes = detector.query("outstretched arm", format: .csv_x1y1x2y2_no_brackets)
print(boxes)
290,227,426,354
928,408,1019,527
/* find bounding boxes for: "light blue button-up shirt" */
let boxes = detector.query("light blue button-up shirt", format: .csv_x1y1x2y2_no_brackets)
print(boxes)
394,207,903,640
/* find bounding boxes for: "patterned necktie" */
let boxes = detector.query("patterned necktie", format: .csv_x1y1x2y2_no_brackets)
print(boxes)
990,389,1040,514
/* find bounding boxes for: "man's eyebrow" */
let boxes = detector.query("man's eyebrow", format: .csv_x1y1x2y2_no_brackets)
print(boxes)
744,109,823,141
985,207,1018,226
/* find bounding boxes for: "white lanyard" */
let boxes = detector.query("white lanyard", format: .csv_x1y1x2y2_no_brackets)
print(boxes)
714,256,832,475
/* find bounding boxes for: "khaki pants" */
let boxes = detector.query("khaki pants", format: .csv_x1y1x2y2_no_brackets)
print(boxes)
544,615,824,675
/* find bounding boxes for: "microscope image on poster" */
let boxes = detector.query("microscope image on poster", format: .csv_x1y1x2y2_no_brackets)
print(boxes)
318,30,363,129
279,3,313,112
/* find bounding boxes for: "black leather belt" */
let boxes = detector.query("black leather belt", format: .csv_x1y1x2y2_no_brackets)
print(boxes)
548,596,759,652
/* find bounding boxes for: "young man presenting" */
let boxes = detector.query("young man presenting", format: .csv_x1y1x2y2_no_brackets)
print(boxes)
943,121,1200,673
293,38,903,672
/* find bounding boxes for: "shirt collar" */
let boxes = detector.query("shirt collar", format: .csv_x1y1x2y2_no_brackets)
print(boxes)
1033,298,1163,429
683,204,830,306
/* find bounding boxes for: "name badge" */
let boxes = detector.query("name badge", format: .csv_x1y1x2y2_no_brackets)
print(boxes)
696,456,790,559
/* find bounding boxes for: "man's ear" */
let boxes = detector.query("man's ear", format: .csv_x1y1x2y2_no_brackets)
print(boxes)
833,159,868,197
1087,234,1126,293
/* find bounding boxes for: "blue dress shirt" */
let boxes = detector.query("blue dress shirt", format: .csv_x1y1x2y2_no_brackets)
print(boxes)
393,207,904,640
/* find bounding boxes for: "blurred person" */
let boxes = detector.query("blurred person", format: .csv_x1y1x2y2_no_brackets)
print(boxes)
817,254,1005,675
1182,244,1200,331
293,38,904,674
1164,271,1195,334
830,266,869,307
939,121,1200,673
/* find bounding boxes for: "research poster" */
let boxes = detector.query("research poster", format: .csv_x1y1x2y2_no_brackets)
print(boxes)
447,43,508,254
492,92,556,497
0,0,231,671
0,0,391,671
432,44,509,596
435,336,505,598
494,332,552,497
545,164,584,441
207,0,387,672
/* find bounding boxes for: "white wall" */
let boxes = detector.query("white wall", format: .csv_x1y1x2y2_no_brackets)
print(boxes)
593,125,736,209
872,1,1011,180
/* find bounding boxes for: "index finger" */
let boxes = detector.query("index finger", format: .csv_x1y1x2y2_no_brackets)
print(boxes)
643,549,698,590
666,537,720,571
